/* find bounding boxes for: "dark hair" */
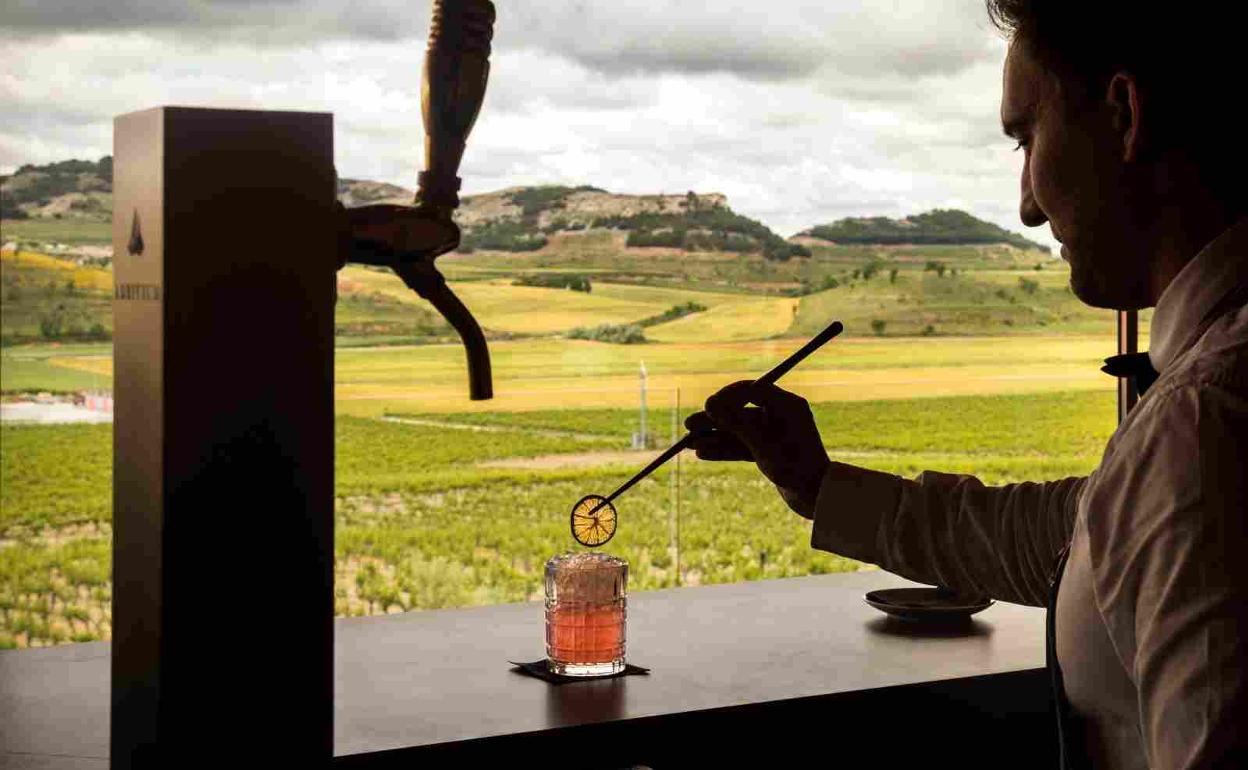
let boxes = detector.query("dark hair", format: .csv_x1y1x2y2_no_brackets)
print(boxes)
984,2,1243,204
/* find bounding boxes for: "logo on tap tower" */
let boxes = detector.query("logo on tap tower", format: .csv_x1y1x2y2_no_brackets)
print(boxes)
127,209,144,257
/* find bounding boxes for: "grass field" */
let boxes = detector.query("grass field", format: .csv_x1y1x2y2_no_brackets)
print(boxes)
333,332,1117,414
1,250,113,345
787,266,1153,338
1,332,1117,414
4,238,1154,349
0,237,1135,649
341,264,773,336
647,296,799,342
1,218,111,246
0,388,1115,647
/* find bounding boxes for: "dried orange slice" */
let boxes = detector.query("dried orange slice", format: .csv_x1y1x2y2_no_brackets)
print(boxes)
570,494,617,547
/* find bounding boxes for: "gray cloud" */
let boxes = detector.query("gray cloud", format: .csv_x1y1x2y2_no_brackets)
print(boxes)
0,3,1049,251
3,1,1004,86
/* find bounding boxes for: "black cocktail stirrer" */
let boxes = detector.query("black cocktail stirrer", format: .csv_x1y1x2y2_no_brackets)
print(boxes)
583,320,845,518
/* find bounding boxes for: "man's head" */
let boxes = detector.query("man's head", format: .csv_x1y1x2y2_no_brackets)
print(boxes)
988,2,1246,310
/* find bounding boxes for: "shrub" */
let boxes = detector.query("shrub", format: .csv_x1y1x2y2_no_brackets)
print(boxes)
687,231,756,253
638,301,706,327
567,323,646,344
0,197,29,219
862,260,887,280
39,314,64,340
595,207,805,261
514,273,592,293
627,229,686,249
460,219,547,252
1018,277,1039,295
763,241,810,261
505,186,602,218
870,319,887,336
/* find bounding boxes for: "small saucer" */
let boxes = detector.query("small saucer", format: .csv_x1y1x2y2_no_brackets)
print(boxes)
864,587,993,622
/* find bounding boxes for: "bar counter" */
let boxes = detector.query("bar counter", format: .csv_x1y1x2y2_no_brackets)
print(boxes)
1,570,1056,768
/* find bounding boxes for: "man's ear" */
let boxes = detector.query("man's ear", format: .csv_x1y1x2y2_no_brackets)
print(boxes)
1106,71,1143,163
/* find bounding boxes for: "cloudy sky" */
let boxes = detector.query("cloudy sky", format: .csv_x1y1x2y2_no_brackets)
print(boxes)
0,0,1055,250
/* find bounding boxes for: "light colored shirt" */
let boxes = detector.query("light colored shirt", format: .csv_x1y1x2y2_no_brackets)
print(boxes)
810,215,1248,770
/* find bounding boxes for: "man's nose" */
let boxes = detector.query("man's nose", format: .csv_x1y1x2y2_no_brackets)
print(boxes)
1019,177,1047,228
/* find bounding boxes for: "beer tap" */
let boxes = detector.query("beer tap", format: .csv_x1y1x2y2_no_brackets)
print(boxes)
335,0,495,400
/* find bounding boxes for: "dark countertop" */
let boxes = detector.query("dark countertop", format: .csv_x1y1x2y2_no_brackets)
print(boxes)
1,569,1047,768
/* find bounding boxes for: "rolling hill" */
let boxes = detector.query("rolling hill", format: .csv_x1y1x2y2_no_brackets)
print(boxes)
3,156,1076,349
798,209,1048,252
0,158,112,222
5,157,1045,259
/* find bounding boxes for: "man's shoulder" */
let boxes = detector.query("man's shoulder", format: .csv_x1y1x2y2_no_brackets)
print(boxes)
1089,304,1247,495
1086,303,1246,495
1152,301,1248,399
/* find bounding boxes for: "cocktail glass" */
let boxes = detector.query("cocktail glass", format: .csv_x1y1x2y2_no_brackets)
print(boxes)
544,551,628,676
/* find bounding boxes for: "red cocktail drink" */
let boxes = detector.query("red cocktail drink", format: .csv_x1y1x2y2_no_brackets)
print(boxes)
544,552,627,676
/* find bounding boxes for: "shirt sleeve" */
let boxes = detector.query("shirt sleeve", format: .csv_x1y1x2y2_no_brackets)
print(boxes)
1084,379,1248,769
809,461,1086,607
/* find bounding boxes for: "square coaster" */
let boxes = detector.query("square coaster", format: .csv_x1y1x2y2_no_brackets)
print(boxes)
509,659,650,685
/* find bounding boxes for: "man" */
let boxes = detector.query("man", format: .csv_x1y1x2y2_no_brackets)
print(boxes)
687,3,1247,768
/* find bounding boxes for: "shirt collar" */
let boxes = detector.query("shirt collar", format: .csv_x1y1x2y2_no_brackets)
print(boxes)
1149,215,1248,373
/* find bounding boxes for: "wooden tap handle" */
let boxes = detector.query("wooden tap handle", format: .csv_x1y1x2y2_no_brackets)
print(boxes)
418,0,495,211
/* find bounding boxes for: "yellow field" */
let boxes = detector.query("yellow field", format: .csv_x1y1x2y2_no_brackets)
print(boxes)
335,333,1114,413
42,355,111,376
0,250,112,292
30,334,1116,415
339,267,758,336
647,297,798,342
335,363,1106,415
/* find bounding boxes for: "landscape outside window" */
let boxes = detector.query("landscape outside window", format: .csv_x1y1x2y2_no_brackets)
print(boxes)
0,2,1134,648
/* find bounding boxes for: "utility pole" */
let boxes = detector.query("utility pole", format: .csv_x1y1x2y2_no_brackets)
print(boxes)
674,387,681,586
638,359,648,449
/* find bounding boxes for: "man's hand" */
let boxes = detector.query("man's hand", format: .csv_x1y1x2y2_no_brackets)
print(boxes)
686,381,830,520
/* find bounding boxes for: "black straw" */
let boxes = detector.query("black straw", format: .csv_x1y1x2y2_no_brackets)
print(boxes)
584,320,844,517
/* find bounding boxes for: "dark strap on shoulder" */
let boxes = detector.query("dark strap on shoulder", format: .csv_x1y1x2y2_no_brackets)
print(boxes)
1046,540,1082,769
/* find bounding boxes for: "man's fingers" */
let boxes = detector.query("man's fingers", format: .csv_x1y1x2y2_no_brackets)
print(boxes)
684,410,716,434
684,413,755,460
705,380,808,443
689,433,752,461
704,380,758,428
706,380,808,420
740,381,809,413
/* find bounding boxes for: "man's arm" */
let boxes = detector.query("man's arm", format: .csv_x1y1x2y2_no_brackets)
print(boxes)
689,379,1085,608
810,462,1085,607
1085,380,1248,768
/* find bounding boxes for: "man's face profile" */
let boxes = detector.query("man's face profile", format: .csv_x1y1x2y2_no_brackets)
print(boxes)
1000,40,1149,311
